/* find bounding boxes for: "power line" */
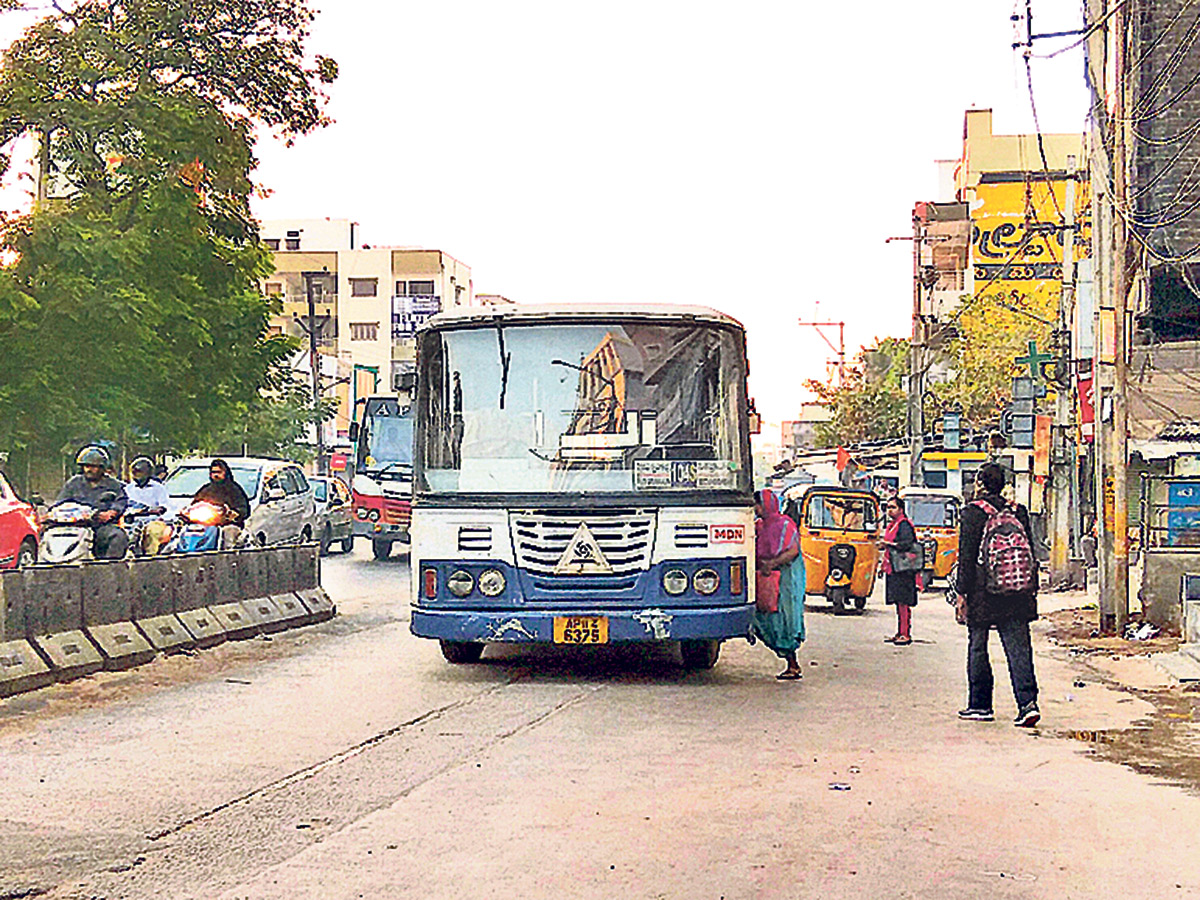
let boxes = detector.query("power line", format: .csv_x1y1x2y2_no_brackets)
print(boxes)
1032,0,1130,59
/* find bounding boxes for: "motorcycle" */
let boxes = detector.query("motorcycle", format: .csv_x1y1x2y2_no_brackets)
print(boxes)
167,500,241,553
124,503,172,557
38,496,116,563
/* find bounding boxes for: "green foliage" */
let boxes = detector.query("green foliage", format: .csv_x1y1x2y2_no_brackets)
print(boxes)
0,0,336,485
803,291,1056,451
928,289,1055,429
805,338,909,448
201,374,336,462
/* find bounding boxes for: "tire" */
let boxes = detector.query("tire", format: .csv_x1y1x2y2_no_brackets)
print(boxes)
854,595,867,611
828,586,848,614
319,524,332,557
680,639,721,670
372,538,392,560
440,640,484,664
341,535,354,554
301,526,313,545
16,539,36,568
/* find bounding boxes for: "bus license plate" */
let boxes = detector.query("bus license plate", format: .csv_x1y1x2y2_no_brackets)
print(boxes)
553,616,608,644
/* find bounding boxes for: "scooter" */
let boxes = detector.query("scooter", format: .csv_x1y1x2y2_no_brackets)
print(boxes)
125,503,172,557
38,501,98,563
167,500,238,553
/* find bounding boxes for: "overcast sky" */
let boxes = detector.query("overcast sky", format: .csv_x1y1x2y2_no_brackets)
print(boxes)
2,1,1092,425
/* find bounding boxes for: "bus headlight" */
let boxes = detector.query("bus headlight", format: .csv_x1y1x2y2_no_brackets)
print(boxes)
356,507,369,519
368,509,381,522
693,568,720,595
447,570,474,597
478,569,506,597
662,569,688,596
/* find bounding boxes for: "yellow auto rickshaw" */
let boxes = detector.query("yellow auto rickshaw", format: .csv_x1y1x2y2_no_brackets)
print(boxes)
784,484,881,614
898,487,961,587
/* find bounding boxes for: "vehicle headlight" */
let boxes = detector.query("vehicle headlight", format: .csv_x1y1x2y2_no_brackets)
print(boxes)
356,507,369,519
662,569,688,596
477,569,506,597
368,509,381,522
693,568,720,595
447,570,474,597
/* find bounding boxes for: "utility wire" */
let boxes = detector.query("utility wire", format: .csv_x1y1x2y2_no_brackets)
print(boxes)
1032,0,1131,59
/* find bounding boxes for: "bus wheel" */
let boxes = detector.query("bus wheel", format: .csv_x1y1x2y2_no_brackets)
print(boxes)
372,539,392,560
854,595,867,612
681,639,720,670
440,640,484,664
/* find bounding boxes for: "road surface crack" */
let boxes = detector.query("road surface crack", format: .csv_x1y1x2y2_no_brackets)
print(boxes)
144,675,529,842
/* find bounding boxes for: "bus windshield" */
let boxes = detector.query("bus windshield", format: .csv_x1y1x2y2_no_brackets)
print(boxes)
356,399,414,474
416,321,750,495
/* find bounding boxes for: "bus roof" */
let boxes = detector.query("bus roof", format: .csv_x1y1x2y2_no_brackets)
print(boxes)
420,303,745,331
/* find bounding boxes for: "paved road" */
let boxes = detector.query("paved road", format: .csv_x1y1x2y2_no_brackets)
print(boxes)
2,546,1200,899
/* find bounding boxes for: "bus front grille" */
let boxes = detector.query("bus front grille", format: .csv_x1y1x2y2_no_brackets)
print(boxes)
510,510,655,576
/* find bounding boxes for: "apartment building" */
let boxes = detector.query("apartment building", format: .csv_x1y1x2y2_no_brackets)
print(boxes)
260,218,474,439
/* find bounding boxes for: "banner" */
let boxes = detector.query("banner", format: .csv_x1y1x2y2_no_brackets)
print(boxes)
1077,375,1095,443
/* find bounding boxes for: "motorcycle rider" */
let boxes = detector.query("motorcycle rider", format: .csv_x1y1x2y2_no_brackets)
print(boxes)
191,458,251,548
56,445,129,559
125,456,171,554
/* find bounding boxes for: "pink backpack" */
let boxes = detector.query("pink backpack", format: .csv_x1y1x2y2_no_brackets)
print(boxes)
972,500,1036,594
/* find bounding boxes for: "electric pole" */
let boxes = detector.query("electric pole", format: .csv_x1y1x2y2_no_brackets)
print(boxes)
909,212,926,488
1049,156,1077,585
797,320,846,385
1110,0,1131,634
1095,1,1130,634
298,272,328,477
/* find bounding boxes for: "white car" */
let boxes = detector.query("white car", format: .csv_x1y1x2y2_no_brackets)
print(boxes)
162,457,318,547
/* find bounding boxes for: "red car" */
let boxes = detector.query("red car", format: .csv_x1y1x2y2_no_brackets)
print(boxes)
0,470,38,568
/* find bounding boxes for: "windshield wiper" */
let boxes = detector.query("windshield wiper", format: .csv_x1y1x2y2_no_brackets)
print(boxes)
497,325,511,410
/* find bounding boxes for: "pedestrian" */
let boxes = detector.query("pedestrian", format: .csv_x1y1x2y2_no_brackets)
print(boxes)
954,462,1041,727
879,495,919,645
753,488,806,680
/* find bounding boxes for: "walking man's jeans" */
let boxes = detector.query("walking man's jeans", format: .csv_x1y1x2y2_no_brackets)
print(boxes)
967,619,1038,711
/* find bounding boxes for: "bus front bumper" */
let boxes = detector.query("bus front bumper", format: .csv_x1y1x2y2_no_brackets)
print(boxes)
410,604,754,644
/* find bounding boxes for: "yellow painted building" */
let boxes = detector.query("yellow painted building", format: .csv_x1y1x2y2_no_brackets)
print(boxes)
953,109,1090,312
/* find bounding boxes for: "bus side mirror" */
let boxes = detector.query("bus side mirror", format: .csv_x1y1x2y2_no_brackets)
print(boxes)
348,422,359,442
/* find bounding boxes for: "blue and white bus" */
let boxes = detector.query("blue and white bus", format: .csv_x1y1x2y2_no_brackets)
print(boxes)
410,304,756,669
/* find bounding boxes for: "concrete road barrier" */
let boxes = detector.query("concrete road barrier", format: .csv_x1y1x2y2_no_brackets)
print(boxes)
271,591,313,626
240,595,289,633
1,543,333,699
0,570,53,697
80,560,155,670
207,600,259,639
132,557,194,653
240,548,308,628
289,544,335,622
22,565,104,681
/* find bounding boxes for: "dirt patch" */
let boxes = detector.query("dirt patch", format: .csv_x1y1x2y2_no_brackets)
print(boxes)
1042,606,1180,657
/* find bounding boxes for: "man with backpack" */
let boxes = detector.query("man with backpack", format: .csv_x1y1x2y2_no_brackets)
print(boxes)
954,463,1041,727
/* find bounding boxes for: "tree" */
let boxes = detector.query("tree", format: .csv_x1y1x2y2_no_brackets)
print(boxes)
927,288,1055,429
0,0,337,490
802,291,1055,450
805,338,909,448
